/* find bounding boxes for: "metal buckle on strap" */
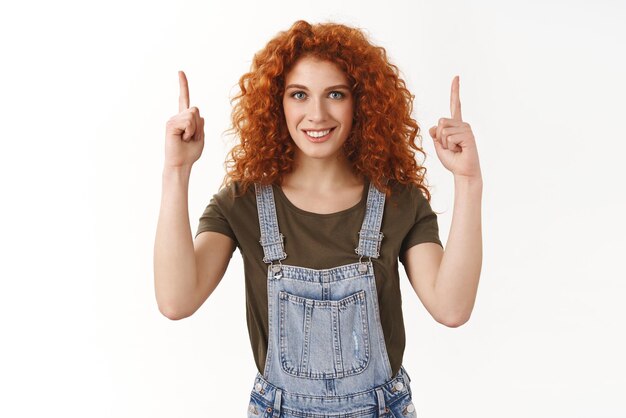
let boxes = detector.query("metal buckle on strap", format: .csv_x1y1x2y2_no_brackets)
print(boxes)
357,254,371,273
270,260,283,279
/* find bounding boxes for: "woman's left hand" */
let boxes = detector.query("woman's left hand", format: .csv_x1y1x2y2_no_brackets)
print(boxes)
428,76,482,179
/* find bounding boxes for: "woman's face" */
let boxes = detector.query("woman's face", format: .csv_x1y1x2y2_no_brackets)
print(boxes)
282,56,354,162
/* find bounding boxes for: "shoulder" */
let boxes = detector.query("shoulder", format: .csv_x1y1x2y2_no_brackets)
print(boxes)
388,180,430,208
210,180,259,216
213,180,250,201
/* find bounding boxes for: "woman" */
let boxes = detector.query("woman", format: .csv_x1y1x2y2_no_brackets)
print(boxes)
154,20,482,417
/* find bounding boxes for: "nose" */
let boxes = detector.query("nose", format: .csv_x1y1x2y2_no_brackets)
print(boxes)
306,96,328,123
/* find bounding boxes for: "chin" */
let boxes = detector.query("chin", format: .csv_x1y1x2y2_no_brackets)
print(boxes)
294,145,345,161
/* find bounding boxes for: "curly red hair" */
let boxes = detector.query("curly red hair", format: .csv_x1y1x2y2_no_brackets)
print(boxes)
222,19,434,202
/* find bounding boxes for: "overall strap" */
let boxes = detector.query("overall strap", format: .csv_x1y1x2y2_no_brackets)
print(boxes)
254,183,287,264
355,178,388,259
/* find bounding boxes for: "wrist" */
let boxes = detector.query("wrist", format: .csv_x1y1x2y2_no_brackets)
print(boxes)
453,174,483,189
163,164,193,178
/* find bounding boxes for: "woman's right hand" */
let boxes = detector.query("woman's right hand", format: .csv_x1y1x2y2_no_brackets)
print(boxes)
164,71,205,169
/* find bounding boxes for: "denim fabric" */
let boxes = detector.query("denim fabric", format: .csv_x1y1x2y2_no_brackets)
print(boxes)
247,365,416,417
249,180,417,417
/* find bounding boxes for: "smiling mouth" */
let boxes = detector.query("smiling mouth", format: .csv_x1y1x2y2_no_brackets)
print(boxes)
303,127,336,141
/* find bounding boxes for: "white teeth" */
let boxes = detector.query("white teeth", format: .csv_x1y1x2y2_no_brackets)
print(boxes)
305,129,332,138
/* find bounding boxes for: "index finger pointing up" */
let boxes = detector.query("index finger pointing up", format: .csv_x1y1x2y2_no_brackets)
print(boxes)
178,70,190,112
450,75,462,121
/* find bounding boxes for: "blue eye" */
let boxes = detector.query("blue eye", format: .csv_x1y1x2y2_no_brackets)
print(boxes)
289,91,346,100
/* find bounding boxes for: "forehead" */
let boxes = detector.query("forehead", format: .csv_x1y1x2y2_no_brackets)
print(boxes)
284,56,349,85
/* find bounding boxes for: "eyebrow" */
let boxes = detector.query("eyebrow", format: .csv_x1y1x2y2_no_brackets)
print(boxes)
285,84,351,91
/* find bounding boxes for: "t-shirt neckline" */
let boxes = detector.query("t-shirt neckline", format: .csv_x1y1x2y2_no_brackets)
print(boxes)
272,179,370,218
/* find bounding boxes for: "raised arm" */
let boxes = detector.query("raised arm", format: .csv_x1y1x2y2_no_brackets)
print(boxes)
403,75,483,327
153,71,235,320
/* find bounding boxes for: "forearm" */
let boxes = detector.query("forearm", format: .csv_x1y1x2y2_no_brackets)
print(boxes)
434,175,483,326
153,165,198,318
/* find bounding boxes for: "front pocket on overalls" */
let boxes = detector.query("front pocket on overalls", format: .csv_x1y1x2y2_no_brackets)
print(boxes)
278,289,370,379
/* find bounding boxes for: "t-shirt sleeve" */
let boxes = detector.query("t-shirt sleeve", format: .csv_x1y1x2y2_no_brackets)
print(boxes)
194,190,239,247
399,187,443,264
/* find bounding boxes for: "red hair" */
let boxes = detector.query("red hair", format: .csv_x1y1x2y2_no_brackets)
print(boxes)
222,20,434,201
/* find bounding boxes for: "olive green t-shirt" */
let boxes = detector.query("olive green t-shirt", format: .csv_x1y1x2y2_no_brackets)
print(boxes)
195,178,443,377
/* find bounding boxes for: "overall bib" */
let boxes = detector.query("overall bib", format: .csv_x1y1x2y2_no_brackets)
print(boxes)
247,181,417,418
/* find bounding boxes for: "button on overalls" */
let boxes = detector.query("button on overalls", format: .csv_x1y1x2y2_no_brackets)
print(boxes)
247,180,417,417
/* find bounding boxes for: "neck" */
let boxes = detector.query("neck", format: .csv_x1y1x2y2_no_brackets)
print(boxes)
281,152,363,191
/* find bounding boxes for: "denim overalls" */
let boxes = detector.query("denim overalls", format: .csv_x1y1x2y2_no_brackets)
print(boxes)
247,180,417,417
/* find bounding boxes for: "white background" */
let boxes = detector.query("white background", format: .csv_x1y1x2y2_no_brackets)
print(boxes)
1,0,625,417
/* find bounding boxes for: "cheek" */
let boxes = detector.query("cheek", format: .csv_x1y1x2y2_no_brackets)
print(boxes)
282,104,298,126
341,110,354,128
341,101,355,125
